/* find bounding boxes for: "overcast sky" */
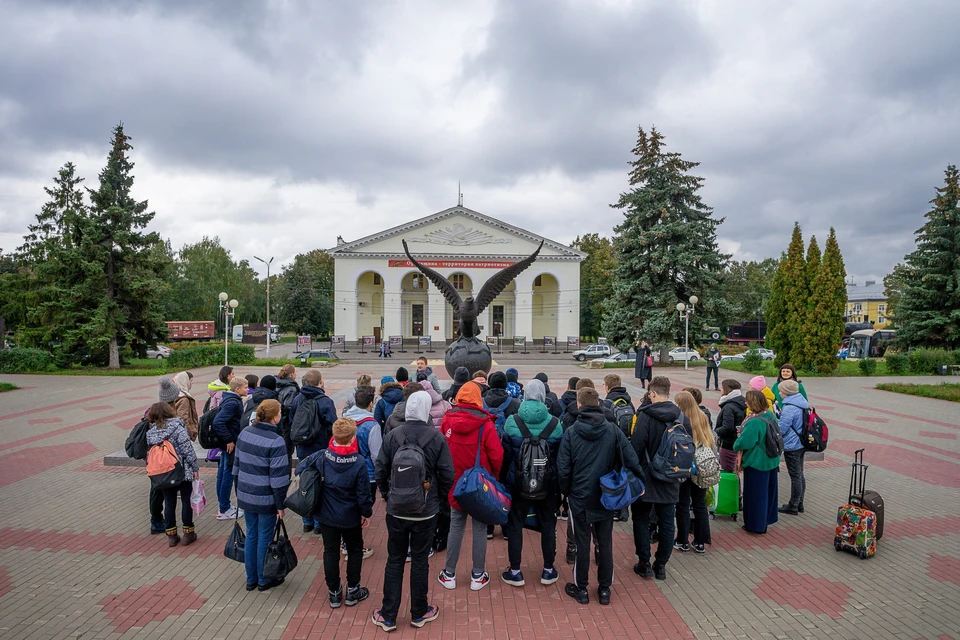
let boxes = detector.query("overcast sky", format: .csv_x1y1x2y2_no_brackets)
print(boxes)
1,0,957,286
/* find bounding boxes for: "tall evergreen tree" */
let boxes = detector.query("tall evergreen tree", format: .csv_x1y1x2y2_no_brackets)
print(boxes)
766,223,806,366
602,127,727,357
798,236,821,369
896,164,960,347
808,228,847,372
882,262,910,328
571,233,615,339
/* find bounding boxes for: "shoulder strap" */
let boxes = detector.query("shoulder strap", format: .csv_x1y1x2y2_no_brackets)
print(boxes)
514,415,533,439
474,421,485,467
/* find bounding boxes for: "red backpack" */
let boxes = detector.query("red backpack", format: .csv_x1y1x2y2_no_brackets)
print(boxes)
146,439,185,488
797,408,829,452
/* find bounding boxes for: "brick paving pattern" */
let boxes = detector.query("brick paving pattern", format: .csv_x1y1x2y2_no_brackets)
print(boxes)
0,363,959,639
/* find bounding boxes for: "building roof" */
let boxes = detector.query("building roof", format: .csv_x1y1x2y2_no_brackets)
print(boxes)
326,205,586,261
846,282,886,302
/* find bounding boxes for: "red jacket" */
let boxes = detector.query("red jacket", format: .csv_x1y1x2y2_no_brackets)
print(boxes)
441,405,503,510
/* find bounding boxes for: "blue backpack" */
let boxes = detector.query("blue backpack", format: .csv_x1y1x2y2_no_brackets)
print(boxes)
452,422,512,525
484,396,512,435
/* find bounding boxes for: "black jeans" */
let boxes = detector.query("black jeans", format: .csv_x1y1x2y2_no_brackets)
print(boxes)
675,479,710,545
783,449,806,508
570,510,613,589
706,366,719,389
505,494,559,570
381,514,436,622
149,485,164,530
321,524,364,592
632,500,676,565
162,480,194,531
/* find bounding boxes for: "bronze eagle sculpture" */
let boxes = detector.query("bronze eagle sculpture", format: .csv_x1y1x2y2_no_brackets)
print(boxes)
402,238,544,339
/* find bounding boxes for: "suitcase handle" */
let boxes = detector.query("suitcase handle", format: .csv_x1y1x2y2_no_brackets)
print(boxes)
849,448,868,503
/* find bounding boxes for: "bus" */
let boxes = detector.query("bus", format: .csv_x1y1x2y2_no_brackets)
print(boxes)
847,329,896,359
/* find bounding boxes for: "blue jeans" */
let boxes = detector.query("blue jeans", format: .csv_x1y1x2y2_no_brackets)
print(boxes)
244,511,277,586
296,444,323,527
217,451,234,513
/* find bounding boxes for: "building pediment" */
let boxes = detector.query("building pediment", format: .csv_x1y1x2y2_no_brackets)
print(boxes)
327,206,585,261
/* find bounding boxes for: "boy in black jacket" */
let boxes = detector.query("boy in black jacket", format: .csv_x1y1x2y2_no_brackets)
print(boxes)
301,418,374,609
557,387,643,606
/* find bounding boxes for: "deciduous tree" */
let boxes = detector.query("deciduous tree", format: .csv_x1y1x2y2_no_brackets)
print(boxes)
571,233,615,340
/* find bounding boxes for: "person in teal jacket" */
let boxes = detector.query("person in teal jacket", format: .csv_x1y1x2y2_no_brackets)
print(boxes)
772,363,808,409
499,379,563,587
734,390,782,534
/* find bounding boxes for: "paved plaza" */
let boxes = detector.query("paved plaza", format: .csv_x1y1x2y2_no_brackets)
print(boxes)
0,362,959,639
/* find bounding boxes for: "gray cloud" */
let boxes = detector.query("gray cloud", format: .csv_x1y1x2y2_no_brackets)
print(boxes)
1,0,958,285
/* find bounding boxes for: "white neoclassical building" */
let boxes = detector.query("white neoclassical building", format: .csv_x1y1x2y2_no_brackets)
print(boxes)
328,206,585,344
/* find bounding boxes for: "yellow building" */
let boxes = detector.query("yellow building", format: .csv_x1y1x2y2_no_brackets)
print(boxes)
845,282,889,327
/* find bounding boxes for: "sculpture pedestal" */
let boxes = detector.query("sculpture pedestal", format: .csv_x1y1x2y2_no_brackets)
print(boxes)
444,337,492,379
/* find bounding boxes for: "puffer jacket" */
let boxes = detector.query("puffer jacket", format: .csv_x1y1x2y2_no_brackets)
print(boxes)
423,383,451,424
147,417,199,482
715,391,747,449
206,380,230,411
440,405,503,510
374,383,404,428
501,400,562,491
298,439,373,529
778,393,810,452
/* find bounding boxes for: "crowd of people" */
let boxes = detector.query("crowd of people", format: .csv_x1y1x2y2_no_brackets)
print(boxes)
140,355,813,631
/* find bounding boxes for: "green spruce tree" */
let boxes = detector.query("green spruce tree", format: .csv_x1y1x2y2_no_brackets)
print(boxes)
808,228,847,372
602,127,727,358
765,223,806,367
798,236,821,369
896,164,960,347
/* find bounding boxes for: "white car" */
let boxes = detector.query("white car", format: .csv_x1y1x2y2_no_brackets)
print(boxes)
667,347,700,363
146,345,171,359
597,352,636,364
572,344,613,361
757,348,776,361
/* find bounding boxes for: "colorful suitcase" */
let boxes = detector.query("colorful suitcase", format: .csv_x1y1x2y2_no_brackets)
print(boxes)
711,471,740,520
834,448,878,559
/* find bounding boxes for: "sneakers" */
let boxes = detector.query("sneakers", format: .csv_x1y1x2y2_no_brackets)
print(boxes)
598,587,611,606
501,569,525,587
564,582,589,604
470,571,490,591
437,570,456,590
329,587,342,609
345,585,369,607
558,506,569,521
634,561,653,579
181,531,197,546
371,610,397,632
653,561,667,581
693,543,706,555
673,541,690,553
345,547,375,560
541,567,559,585
410,605,440,628
565,546,576,565
778,504,799,515
217,507,238,521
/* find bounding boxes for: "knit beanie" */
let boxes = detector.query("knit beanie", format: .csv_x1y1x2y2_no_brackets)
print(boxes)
260,375,277,391
416,371,429,383
779,379,800,397
396,367,409,383
380,375,395,385
525,379,546,404
488,371,507,390
158,377,180,403
749,376,766,392
427,374,442,393
454,366,470,384
404,390,431,423
506,368,519,383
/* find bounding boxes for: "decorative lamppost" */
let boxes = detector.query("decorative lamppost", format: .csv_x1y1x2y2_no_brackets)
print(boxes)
254,255,274,357
219,292,239,366
676,295,699,371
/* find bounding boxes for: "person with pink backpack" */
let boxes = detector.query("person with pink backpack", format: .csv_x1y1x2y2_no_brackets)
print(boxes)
145,402,200,547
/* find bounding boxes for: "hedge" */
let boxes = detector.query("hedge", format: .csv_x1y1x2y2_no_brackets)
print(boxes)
907,348,960,374
0,348,56,373
168,344,257,369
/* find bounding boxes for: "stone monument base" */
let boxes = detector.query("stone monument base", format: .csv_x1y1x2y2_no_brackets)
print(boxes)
444,337,492,379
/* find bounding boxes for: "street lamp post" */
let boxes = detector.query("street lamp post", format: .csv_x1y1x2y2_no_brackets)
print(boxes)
219,292,239,366
254,256,274,357
676,295,699,371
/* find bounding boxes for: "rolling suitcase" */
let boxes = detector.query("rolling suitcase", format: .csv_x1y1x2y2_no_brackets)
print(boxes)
711,471,740,520
834,449,879,559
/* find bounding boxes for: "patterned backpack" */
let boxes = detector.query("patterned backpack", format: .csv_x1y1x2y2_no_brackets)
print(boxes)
691,444,720,488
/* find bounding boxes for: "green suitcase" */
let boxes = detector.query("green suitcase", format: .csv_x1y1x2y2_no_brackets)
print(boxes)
712,471,740,520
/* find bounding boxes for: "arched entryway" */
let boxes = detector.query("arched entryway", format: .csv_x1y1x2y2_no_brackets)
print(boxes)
532,273,559,339
400,271,428,337
356,271,384,342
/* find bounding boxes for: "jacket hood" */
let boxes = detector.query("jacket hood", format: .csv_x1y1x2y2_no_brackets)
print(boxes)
344,405,376,422
560,389,578,405
641,401,682,424
208,380,230,392
405,391,432,423
251,387,278,404
456,381,484,409
517,398,550,426
719,389,745,407
571,405,609,440
483,388,511,409
380,384,404,403
524,379,546,403
299,385,328,400
423,383,445,405
445,406,491,437
606,387,631,404
783,393,810,410
329,438,360,456
276,378,298,390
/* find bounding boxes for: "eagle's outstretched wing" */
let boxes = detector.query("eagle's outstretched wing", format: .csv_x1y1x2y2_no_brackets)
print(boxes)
402,240,463,310
475,240,544,313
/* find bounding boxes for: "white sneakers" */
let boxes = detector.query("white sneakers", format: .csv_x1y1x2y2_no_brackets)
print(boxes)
216,506,243,520
437,570,490,591
438,570,456,589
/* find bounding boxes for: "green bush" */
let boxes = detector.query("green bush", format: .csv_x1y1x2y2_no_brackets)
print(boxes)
858,358,878,376
0,348,56,373
907,348,955,374
168,344,256,369
742,343,765,373
885,353,908,375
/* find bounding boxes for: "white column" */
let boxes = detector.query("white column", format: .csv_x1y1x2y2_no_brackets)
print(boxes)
383,288,402,337
428,290,446,343
515,290,533,342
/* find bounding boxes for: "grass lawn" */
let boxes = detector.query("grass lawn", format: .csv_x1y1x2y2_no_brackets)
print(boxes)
718,360,902,377
0,382,19,392
875,382,960,402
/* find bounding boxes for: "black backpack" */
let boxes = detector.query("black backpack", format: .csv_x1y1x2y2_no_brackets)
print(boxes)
514,415,555,500
388,427,433,516
290,396,325,446
198,406,225,449
285,453,324,518
797,408,829,452
125,417,150,460
604,397,635,438
761,415,785,458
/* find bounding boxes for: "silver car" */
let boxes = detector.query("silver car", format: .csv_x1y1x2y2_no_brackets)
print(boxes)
146,345,171,359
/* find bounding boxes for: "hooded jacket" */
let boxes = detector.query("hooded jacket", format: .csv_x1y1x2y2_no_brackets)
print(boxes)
374,418,454,519
716,391,747,449
778,392,810,452
558,389,578,417
146,417,199,482
385,398,435,434
558,405,643,521
561,395,616,430
706,346,721,368
212,391,245,444
501,398,562,491
631,401,690,504
442,382,504,510
207,379,230,410
242,386,278,427
344,404,383,481
604,386,633,407
289,385,338,448
772,380,808,408
275,377,300,408
299,439,374,529
423,383,451,424
482,388,521,428
374,383,404,428
734,410,781,471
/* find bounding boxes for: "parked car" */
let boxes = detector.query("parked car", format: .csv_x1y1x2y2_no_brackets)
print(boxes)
292,349,339,361
597,351,636,364
757,348,776,361
146,345,171,359
721,353,745,362
667,347,700,363
572,344,613,362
